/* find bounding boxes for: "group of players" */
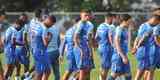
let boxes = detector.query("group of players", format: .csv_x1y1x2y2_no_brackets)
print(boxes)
0,8,159,80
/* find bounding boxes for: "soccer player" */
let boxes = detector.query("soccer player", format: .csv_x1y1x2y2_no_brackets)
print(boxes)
15,13,31,79
147,9,160,80
95,13,114,80
28,9,44,78
132,9,160,80
108,14,132,80
4,19,24,80
61,17,80,80
0,10,7,80
44,15,61,80
30,15,55,80
74,9,95,80
11,14,31,80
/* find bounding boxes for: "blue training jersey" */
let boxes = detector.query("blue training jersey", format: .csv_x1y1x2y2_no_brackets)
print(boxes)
137,23,153,46
114,26,129,55
75,21,94,48
46,25,60,53
95,23,111,47
29,22,46,54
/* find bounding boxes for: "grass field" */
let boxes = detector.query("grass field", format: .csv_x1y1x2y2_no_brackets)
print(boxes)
0,50,160,80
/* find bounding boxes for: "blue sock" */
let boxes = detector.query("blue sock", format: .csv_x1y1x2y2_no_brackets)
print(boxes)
107,76,115,80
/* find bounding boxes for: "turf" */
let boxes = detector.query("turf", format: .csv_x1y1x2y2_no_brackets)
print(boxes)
0,51,160,80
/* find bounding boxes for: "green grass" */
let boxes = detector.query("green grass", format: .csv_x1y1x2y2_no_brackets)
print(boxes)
0,51,160,80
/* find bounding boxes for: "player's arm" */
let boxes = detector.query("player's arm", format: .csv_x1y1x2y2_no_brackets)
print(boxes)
43,31,52,47
74,24,84,58
108,31,113,46
94,31,99,48
59,38,66,57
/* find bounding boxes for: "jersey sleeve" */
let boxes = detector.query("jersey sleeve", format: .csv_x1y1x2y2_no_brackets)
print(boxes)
115,27,122,38
75,22,82,35
153,26,159,36
137,24,145,38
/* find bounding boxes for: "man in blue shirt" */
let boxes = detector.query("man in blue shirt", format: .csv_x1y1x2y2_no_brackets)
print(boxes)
4,19,25,80
61,17,80,80
74,9,95,80
46,20,62,80
108,14,132,80
0,10,7,80
132,9,160,80
95,13,114,80
30,15,56,80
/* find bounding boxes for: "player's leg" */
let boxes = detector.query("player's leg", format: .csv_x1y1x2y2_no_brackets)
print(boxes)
134,69,144,80
42,70,51,80
15,61,21,80
34,72,42,80
79,69,87,80
0,61,3,80
49,52,60,80
147,69,155,80
100,69,109,80
4,64,15,80
108,72,120,80
52,59,60,80
62,71,72,80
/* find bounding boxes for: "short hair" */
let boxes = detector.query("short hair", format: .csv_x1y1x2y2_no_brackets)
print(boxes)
35,9,42,18
80,9,91,14
105,13,115,18
48,15,56,23
15,19,24,26
120,14,131,22
0,9,6,16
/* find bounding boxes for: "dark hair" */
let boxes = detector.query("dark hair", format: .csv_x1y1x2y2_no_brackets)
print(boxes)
48,15,56,23
15,19,25,26
35,9,42,18
120,14,131,22
0,9,6,16
80,9,91,14
105,13,115,18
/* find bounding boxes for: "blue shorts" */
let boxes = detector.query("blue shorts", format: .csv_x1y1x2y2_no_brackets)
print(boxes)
78,46,95,70
98,46,112,70
135,46,150,70
15,47,29,65
66,51,78,72
111,54,131,74
150,45,160,69
4,48,16,64
33,50,51,74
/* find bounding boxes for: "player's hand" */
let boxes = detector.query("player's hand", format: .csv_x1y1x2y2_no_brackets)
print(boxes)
131,48,137,55
59,56,63,64
122,56,129,64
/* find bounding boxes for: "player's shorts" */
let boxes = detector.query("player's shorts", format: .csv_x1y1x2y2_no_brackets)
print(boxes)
78,45,95,70
149,45,160,69
135,46,150,70
4,47,16,64
33,49,51,74
98,46,112,70
111,53,131,74
15,47,29,65
66,51,78,72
